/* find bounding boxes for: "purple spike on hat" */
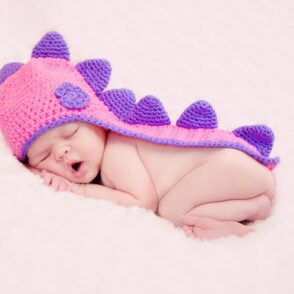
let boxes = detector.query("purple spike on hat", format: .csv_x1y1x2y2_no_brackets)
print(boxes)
0,62,23,85
31,32,70,60
126,96,171,126
76,59,111,95
233,125,274,156
176,100,218,129
99,88,136,120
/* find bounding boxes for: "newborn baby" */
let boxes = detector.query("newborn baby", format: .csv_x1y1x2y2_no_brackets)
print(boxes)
26,121,275,239
0,32,279,239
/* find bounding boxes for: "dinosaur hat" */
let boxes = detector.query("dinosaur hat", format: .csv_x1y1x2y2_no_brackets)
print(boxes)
0,32,279,169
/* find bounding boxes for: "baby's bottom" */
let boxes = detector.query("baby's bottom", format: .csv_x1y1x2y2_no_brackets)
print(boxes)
157,149,275,239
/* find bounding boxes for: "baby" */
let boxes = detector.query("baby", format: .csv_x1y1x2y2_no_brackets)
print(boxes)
0,32,279,239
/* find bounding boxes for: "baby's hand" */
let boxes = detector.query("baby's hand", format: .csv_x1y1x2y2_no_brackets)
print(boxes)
39,170,85,194
40,170,71,192
27,166,43,176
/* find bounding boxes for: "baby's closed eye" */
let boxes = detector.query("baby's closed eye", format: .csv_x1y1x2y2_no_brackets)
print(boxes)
28,151,50,166
63,126,79,139
39,152,50,163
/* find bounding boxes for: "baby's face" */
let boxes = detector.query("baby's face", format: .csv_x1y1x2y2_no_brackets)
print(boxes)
26,122,106,183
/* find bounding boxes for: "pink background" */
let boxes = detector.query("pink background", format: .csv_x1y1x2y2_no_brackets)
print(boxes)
0,1,293,293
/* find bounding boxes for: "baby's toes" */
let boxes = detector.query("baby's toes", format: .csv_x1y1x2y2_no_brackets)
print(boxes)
192,227,223,240
182,225,194,237
183,216,222,229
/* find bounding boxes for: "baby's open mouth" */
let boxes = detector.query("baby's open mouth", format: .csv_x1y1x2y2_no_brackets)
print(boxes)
69,161,86,179
71,161,82,172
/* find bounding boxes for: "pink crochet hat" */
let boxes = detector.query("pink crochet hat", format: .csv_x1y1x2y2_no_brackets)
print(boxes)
0,32,279,169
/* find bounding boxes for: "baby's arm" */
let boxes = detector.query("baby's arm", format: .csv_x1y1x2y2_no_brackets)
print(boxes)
28,134,158,211
100,134,159,211
77,182,156,210
34,169,157,211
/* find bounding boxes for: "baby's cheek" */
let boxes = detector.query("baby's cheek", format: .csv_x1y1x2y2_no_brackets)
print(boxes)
40,161,65,179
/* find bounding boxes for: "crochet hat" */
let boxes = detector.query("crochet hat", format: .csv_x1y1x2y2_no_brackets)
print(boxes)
0,32,279,169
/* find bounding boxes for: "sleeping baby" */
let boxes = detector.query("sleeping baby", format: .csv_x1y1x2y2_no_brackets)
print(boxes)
0,32,279,239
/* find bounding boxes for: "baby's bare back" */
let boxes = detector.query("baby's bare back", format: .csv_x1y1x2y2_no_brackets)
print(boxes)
101,132,216,197
101,132,275,206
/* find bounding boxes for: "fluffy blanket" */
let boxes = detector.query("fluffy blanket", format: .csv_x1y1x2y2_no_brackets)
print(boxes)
1,1,293,293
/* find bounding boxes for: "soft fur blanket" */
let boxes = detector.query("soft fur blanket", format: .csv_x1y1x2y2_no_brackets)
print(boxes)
0,1,293,293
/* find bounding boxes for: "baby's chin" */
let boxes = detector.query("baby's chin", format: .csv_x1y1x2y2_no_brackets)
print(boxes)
70,169,99,184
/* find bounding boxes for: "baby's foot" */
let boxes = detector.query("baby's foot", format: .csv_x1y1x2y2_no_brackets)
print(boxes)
182,216,252,240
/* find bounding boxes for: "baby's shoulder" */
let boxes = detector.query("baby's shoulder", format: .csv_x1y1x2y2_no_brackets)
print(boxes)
102,132,140,166
100,131,149,187
105,131,143,149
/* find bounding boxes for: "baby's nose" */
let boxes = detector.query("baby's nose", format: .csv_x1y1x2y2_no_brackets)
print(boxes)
54,144,71,161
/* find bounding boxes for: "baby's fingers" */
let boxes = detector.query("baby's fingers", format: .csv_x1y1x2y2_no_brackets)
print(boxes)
51,175,71,192
57,181,70,192
182,225,194,237
50,175,65,191
41,170,54,186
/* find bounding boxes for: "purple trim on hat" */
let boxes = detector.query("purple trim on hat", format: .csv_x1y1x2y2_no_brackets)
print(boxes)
99,88,136,120
55,83,90,109
233,125,274,157
76,59,111,95
126,96,171,126
0,62,23,85
31,32,70,60
176,100,218,129
21,115,280,168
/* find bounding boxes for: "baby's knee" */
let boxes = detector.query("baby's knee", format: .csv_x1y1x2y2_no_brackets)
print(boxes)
248,195,272,221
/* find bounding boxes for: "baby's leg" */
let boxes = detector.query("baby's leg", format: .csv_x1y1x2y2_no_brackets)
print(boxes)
157,149,275,237
184,195,271,222
181,195,271,239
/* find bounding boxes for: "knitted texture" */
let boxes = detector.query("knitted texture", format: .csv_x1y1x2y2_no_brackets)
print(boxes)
32,32,70,60
0,32,279,169
99,89,136,120
233,125,274,157
55,82,90,109
76,59,111,95
125,96,171,126
176,100,218,129
0,62,23,84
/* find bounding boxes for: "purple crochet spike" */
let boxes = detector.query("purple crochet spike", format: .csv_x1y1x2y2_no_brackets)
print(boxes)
0,62,23,84
31,32,70,60
76,59,111,95
233,125,274,156
99,88,136,120
126,96,170,126
176,100,218,129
